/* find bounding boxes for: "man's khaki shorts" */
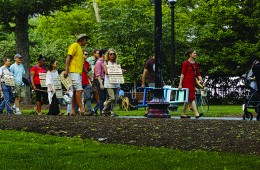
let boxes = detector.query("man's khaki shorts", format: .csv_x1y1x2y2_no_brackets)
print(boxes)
14,84,25,98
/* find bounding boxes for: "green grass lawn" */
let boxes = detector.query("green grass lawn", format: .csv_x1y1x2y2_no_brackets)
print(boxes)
0,130,260,170
18,104,248,117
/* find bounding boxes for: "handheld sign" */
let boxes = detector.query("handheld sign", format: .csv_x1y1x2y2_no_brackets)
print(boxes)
59,71,72,90
39,73,47,87
55,90,63,99
4,75,15,87
106,64,124,84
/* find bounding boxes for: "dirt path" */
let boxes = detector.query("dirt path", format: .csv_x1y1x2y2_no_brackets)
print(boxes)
0,115,259,155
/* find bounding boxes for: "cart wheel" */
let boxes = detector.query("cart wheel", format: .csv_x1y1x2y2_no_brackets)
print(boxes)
256,113,260,121
243,111,253,121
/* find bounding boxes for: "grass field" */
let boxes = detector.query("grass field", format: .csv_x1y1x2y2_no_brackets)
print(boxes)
0,130,260,170
17,104,246,117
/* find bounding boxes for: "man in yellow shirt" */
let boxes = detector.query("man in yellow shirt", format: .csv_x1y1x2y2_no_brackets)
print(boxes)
64,34,89,116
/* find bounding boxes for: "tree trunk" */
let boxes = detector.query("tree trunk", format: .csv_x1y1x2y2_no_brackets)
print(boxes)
93,0,101,22
15,13,31,104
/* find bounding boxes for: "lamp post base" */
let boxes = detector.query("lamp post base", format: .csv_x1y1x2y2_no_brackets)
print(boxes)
147,88,171,118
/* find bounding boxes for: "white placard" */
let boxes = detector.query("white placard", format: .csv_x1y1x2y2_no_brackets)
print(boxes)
40,79,47,87
59,71,72,90
39,73,46,79
55,90,63,99
107,65,123,75
54,84,62,89
108,75,124,84
4,75,15,86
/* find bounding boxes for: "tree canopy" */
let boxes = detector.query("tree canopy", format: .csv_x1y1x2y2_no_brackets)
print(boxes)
0,0,260,88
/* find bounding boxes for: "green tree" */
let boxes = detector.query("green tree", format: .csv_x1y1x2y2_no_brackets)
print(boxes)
0,0,86,103
189,0,260,79
29,6,96,70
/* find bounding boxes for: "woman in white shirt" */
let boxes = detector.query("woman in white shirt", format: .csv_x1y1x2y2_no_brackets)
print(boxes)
46,59,60,115
102,49,121,117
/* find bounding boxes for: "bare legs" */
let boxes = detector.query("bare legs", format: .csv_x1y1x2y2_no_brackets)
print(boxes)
182,100,200,117
70,90,84,115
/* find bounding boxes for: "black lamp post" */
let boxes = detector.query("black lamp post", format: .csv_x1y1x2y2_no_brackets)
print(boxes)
147,0,170,118
168,0,177,85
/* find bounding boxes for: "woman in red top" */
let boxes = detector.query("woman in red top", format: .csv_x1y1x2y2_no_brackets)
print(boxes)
30,55,48,115
178,49,204,119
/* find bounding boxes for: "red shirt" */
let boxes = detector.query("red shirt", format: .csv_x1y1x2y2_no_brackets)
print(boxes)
82,61,90,85
30,65,47,85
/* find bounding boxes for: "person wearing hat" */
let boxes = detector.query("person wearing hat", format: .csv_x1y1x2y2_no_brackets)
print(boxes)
30,55,48,115
64,33,89,116
10,54,26,115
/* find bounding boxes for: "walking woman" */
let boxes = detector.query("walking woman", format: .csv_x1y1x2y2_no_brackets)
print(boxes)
46,59,61,115
178,49,204,119
30,55,48,115
102,49,120,117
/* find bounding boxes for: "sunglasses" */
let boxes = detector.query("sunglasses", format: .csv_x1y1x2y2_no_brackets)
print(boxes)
84,53,88,55
109,53,116,56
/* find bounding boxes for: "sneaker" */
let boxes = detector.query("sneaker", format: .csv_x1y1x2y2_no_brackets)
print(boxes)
37,112,43,115
14,111,22,115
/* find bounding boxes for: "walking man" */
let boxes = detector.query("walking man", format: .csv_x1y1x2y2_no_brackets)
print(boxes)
64,34,89,116
0,58,13,115
10,54,26,115
141,52,156,116
94,49,107,116
87,49,100,115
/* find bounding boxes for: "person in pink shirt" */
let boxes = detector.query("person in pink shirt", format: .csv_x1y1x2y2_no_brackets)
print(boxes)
94,49,107,116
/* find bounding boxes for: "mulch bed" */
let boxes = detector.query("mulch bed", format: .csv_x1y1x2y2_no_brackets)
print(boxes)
0,115,259,155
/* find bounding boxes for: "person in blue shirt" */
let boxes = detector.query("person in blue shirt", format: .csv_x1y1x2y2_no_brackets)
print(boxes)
10,54,26,115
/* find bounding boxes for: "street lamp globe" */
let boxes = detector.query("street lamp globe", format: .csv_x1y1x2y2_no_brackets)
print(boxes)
168,0,177,6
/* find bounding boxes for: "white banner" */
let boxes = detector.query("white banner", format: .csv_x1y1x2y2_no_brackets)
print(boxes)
108,75,124,84
4,75,15,87
55,90,63,99
107,65,123,75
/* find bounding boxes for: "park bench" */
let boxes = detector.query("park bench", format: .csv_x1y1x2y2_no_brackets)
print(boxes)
164,87,189,109
135,87,189,109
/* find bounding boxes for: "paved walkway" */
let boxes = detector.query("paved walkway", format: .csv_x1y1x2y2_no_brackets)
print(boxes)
118,116,252,121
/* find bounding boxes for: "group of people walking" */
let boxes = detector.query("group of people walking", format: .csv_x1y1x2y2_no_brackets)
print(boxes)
0,34,124,117
141,49,205,118
64,34,124,117
0,32,207,118
0,54,26,115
